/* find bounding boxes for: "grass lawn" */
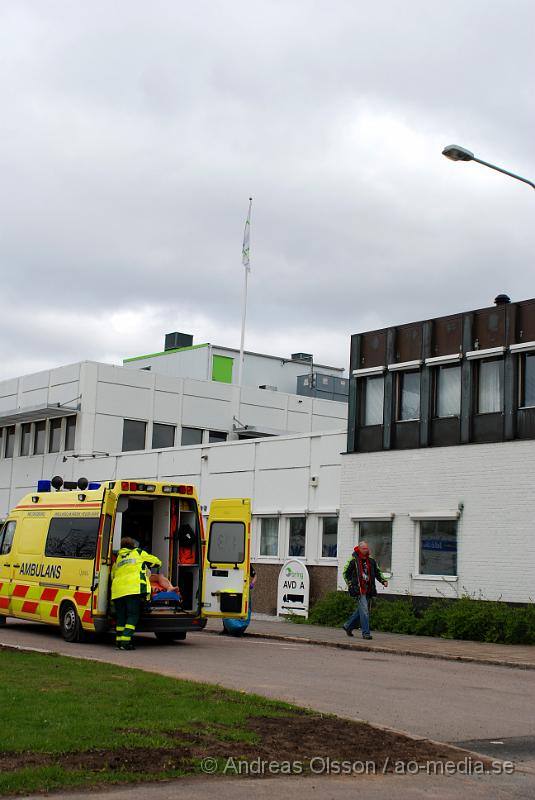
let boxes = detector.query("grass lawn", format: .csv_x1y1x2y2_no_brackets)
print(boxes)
0,648,295,794
0,648,474,795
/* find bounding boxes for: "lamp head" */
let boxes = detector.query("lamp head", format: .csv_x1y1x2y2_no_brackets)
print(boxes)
442,144,474,162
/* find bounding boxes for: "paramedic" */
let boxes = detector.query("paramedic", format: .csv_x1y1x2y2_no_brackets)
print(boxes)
111,537,162,650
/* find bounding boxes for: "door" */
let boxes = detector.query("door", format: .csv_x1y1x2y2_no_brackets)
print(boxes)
94,489,118,617
0,521,17,615
201,498,251,618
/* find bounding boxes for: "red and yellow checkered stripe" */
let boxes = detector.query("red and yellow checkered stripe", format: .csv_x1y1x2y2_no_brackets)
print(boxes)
0,581,95,628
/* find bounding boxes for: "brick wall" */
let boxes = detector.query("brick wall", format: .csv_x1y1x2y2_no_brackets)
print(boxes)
339,439,535,603
252,562,337,615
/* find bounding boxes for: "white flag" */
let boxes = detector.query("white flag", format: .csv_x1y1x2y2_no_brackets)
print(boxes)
242,197,252,272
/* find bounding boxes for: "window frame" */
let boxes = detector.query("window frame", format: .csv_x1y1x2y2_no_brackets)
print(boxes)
48,418,63,454
44,516,100,560
396,369,421,422
0,520,16,555
361,375,385,427
357,519,393,575
151,422,176,450
476,357,504,415
416,519,458,579
180,426,204,447
65,416,77,452
258,516,280,558
433,363,462,419
4,426,15,459
519,352,535,409
320,515,338,560
121,418,147,452
287,515,307,559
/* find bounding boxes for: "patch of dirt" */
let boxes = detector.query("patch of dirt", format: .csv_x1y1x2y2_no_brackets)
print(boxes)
0,714,487,776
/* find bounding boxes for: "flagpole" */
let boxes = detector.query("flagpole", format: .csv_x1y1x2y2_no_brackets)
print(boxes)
238,198,252,387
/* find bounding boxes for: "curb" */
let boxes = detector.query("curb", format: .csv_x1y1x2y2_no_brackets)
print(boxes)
212,628,535,671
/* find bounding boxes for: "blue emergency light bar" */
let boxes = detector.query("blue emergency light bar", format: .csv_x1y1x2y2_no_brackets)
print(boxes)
37,480,52,492
88,482,101,490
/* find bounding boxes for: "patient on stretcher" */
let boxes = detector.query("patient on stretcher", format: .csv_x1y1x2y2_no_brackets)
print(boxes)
148,570,180,594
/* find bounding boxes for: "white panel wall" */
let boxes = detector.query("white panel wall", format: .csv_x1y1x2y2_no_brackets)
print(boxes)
339,441,535,603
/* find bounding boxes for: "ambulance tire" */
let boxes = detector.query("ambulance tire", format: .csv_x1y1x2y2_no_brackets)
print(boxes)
154,632,187,643
60,602,86,643
0,615,6,625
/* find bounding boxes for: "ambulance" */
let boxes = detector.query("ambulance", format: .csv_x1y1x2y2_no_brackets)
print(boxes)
0,477,251,643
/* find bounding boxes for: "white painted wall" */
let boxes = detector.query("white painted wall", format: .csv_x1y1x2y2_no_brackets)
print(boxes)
339,441,535,604
123,344,345,394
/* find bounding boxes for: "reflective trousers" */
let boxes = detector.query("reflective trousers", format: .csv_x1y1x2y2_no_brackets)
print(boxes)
115,594,141,645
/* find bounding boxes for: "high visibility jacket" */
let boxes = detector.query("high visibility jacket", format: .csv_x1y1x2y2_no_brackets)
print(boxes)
111,547,162,600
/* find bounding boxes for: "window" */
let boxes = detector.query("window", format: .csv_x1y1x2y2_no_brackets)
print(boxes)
208,521,245,563
478,359,503,414
520,353,535,408
65,416,76,451
152,423,175,449
259,517,279,556
122,419,147,452
397,371,420,421
358,520,392,572
208,430,228,444
288,517,306,557
321,517,338,558
20,423,32,456
49,418,62,453
363,376,384,426
419,520,457,576
0,521,16,555
4,426,15,458
435,364,461,418
181,427,203,446
45,516,100,559
34,421,46,455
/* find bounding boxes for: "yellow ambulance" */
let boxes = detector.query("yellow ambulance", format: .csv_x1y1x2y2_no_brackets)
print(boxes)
0,477,251,643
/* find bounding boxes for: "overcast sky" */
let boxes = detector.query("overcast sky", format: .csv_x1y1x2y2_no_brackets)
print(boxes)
0,0,533,380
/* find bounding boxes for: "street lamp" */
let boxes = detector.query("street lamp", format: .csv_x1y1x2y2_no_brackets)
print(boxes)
442,144,535,190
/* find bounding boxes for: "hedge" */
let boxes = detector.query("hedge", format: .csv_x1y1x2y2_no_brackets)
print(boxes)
298,592,535,645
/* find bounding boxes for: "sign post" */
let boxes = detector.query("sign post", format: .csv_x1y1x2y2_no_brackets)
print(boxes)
277,559,310,618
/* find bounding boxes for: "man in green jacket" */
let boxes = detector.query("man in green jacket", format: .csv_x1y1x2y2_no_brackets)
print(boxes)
111,537,162,650
342,541,388,640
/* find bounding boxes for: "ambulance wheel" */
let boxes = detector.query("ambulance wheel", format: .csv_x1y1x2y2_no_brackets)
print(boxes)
0,615,6,626
154,632,186,643
60,603,85,643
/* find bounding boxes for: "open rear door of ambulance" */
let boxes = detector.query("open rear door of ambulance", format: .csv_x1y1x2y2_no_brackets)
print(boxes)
94,488,118,619
201,498,251,619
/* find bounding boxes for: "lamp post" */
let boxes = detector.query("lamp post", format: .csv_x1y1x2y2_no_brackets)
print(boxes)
442,145,535,191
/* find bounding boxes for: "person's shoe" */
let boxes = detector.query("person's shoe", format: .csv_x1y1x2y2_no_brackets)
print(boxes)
362,633,373,640
342,625,354,637
122,642,136,650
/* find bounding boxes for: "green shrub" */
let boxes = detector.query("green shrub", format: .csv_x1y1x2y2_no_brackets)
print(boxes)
296,591,535,645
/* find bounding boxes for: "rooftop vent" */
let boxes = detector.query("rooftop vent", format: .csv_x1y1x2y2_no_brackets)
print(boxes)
291,352,313,363
494,294,511,306
165,332,193,351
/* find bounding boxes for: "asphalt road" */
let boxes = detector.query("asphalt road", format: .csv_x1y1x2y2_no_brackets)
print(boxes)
2,620,535,798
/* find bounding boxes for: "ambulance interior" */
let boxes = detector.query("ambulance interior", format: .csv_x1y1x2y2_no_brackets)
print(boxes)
111,495,201,613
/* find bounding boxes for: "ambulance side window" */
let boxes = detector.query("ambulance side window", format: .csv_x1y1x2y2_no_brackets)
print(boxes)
208,522,245,564
0,521,16,556
45,517,100,559
100,515,113,564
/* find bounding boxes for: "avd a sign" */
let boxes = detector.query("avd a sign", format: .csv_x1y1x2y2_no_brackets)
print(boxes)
277,559,310,618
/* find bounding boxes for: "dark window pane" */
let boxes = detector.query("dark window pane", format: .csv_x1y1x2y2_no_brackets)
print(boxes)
321,517,338,558
34,421,46,455
0,521,16,555
436,365,461,417
260,518,278,556
45,516,99,559
359,520,392,571
208,521,245,563
49,418,62,453
419,520,457,576
122,419,147,452
152,423,175,449
181,427,203,446
20,423,32,456
363,376,384,426
522,353,535,407
208,431,228,444
65,416,76,451
399,371,420,421
4,426,15,458
288,517,306,557
478,359,503,413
